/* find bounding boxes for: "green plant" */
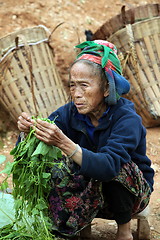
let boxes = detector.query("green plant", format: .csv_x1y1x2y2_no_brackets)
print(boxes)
0,118,65,240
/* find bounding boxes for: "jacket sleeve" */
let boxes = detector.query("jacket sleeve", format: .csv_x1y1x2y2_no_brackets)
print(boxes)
79,110,146,182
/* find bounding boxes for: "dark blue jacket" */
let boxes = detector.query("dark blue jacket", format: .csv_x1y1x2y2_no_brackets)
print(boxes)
48,98,154,192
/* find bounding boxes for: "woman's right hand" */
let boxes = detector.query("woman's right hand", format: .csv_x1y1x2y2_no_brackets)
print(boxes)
17,112,34,133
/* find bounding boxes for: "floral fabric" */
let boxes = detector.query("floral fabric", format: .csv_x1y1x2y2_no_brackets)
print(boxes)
114,160,151,216
48,157,103,236
48,157,151,237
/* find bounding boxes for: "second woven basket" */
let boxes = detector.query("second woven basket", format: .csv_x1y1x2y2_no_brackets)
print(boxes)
93,4,160,127
108,16,160,127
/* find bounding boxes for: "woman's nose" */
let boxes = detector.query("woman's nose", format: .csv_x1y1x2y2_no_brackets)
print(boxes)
73,86,83,97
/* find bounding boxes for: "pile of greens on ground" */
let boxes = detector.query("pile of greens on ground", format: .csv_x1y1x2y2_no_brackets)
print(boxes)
0,118,66,240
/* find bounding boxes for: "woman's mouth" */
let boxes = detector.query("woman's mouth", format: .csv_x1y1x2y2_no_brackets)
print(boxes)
75,103,84,108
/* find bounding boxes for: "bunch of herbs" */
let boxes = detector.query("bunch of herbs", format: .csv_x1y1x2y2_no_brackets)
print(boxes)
0,118,67,240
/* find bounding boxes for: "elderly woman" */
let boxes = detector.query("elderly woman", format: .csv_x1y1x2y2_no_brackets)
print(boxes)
17,40,154,240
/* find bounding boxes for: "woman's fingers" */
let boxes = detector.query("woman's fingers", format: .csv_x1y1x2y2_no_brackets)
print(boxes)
34,119,63,145
18,121,30,132
21,112,31,121
17,112,34,132
36,119,60,135
35,119,51,131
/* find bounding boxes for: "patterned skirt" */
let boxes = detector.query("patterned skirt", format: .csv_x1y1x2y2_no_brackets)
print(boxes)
48,157,151,237
114,161,151,216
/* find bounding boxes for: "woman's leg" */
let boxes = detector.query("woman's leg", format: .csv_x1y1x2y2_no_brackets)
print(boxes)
102,181,136,240
116,221,133,240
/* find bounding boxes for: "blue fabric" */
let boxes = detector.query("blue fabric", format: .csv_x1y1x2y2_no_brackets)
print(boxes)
48,98,154,192
75,113,95,142
75,107,111,143
105,70,117,105
112,71,130,95
105,70,130,105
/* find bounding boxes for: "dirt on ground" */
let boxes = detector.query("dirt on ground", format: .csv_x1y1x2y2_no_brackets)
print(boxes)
0,0,160,239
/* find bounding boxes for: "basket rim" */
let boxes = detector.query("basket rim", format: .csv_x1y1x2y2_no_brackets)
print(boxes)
108,16,160,40
93,3,160,40
0,24,50,41
0,25,50,60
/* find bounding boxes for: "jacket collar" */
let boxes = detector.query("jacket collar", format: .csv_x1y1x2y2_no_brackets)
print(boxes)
69,101,115,131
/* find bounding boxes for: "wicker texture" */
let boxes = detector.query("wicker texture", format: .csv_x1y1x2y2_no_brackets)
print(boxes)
93,4,160,41
0,25,67,123
93,4,160,127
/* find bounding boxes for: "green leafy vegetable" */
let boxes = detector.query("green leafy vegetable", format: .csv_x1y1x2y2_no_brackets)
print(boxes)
0,117,66,240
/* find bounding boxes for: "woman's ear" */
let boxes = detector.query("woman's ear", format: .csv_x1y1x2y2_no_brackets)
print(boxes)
104,84,109,97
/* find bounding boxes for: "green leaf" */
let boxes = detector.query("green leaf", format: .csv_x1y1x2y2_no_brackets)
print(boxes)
57,176,70,188
0,162,15,175
48,146,61,159
27,137,39,158
36,199,48,210
62,191,72,197
31,207,39,216
14,199,23,212
0,193,15,228
31,141,50,156
10,146,18,155
0,181,9,191
42,173,51,179
0,155,6,164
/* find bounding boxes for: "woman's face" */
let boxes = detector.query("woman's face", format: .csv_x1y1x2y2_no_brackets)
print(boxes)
69,61,109,122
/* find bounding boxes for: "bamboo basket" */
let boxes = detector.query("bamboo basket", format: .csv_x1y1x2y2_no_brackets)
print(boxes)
93,4,160,127
107,17,160,127
0,25,68,123
93,3,160,40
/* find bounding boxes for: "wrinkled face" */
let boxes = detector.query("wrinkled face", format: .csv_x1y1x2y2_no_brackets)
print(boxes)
69,61,109,121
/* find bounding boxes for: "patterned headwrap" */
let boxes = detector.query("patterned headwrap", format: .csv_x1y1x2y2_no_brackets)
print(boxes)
75,40,130,105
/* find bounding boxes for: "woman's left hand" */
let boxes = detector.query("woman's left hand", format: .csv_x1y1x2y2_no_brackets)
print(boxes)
33,119,64,147
33,119,82,166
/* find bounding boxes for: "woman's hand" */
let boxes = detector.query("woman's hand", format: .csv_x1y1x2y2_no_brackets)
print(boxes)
17,115,82,165
34,119,83,166
33,119,64,147
17,112,34,133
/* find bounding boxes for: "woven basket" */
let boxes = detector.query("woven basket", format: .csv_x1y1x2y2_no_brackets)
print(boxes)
93,3,160,40
93,4,160,127
0,25,67,123
107,17,160,127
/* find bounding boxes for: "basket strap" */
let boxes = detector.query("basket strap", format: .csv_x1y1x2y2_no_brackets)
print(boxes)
121,5,135,25
0,34,39,116
121,4,160,25
48,22,81,48
15,34,38,116
48,22,65,49
119,6,149,106
123,24,148,107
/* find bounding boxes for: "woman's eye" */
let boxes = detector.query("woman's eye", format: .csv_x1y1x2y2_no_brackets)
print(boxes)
69,83,75,88
69,82,89,91
81,83,88,87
